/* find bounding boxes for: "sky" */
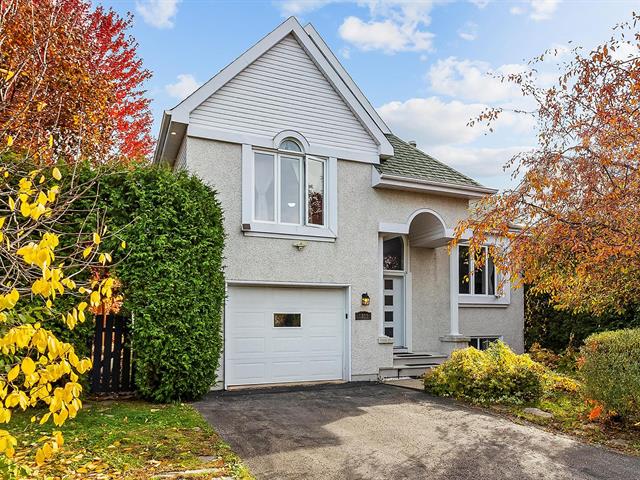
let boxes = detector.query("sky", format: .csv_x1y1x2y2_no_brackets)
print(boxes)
104,0,637,189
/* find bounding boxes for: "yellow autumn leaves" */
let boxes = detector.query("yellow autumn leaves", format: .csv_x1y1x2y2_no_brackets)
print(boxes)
0,166,116,466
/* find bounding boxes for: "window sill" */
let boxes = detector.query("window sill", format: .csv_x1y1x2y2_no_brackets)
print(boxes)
458,294,510,308
242,222,336,242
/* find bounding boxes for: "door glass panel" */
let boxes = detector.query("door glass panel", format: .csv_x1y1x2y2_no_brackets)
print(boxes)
273,313,301,327
385,327,394,337
254,153,275,222
307,158,325,225
280,156,301,224
385,311,393,322
385,295,393,306
384,279,393,290
383,237,404,270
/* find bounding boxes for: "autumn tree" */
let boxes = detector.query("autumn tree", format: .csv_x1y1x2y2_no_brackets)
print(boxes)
0,0,153,162
455,13,640,315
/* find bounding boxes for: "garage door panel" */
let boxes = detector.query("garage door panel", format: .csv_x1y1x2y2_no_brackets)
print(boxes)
226,286,346,386
271,336,305,353
231,337,266,354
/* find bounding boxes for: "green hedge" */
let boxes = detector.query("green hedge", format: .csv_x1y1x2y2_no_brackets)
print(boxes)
580,329,640,421
424,341,546,405
64,164,225,402
525,289,640,352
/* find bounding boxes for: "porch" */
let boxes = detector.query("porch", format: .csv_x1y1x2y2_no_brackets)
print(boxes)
378,208,470,379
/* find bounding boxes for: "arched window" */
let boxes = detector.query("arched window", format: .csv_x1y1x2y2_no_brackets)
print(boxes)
279,138,303,153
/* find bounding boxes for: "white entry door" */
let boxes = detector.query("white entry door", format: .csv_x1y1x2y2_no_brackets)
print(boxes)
383,276,405,348
225,286,346,387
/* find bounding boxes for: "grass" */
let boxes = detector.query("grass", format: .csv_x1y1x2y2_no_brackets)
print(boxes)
4,400,254,479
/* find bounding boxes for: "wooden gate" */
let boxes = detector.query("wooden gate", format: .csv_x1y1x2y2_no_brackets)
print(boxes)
89,314,134,393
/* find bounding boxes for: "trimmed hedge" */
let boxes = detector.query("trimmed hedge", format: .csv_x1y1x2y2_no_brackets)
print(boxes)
424,341,546,405
63,164,225,402
580,329,640,421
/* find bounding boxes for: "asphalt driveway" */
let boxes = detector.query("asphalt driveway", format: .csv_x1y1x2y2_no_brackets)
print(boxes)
194,382,640,480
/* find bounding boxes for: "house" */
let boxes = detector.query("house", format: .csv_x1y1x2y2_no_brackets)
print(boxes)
153,17,524,389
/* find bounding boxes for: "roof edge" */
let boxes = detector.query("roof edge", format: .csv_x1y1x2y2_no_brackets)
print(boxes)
373,169,498,199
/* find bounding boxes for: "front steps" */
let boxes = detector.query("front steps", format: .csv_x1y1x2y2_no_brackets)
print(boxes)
379,351,448,380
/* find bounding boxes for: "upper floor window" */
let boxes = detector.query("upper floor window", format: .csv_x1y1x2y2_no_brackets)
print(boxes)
253,143,326,228
459,245,496,296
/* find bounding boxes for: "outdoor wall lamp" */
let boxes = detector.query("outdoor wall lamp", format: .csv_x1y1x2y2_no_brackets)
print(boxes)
361,292,370,306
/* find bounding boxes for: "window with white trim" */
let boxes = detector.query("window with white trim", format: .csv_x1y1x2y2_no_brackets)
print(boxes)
459,245,497,296
253,138,327,228
468,336,501,350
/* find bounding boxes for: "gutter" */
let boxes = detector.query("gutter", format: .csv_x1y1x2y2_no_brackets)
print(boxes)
372,169,498,199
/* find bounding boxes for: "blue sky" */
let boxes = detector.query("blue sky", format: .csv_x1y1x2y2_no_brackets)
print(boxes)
105,0,636,188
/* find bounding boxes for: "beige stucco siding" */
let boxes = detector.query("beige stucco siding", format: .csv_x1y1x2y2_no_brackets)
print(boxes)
186,136,524,378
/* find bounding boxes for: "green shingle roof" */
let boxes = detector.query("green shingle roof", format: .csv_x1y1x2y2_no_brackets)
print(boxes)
377,134,483,188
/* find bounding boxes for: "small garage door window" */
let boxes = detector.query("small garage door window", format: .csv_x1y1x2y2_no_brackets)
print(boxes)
274,313,301,327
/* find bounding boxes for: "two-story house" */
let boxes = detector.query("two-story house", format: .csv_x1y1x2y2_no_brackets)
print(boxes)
153,16,524,389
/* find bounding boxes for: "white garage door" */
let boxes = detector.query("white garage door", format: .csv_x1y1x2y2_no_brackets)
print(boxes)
225,286,346,387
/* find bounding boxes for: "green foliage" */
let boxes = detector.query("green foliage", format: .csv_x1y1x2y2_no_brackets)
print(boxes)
525,289,640,352
58,163,225,402
580,329,640,421
424,341,546,405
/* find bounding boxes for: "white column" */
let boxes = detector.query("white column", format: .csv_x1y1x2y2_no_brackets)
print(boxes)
449,245,460,336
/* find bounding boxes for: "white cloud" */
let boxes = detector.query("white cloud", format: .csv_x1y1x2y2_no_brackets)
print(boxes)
509,0,561,21
469,0,490,7
278,0,337,15
339,47,351,59
165,74,200,100
339,16,434,53
377,97,533,147
458,21,478,41
530,0,560,20
427,57,525,103
136,0,180,29
429,145,532,182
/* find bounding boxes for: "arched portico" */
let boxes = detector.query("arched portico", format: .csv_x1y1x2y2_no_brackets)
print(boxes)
379,208,465,354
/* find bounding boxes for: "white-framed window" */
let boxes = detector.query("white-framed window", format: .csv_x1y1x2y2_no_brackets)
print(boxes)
252,139,327,228
243,136,337,240
468,336,502,350
458,245,497,296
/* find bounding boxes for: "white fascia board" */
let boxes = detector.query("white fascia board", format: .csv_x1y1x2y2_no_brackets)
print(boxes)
153,111,172,165
372,169,498,199
303,23,392,136
169,16,392,161
188,125,380,164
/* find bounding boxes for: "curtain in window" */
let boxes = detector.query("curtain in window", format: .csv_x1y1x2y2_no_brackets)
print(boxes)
254,153,275,221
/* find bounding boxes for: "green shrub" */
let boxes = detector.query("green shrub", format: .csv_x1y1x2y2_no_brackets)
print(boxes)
424,341,546,405
580,329,640,421
60,164,225,402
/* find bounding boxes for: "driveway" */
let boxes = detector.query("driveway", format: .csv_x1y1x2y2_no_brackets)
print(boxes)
194,383,640,480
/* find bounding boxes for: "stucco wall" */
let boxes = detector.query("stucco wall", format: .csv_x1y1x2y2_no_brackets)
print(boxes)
186,136,524,377
459,289,525,353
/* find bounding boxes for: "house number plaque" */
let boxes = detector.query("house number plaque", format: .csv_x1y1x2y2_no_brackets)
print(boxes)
355,311,372,320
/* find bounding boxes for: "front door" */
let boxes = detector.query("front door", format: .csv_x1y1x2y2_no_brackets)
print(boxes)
383,276,405,348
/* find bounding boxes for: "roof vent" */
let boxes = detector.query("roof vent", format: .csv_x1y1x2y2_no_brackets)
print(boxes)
408,140,417,147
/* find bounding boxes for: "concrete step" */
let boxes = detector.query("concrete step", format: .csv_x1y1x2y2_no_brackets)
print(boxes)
393,352,448,367
379,363,440,380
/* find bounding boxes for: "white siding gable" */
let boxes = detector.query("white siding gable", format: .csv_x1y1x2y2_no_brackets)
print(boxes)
190,35,379,157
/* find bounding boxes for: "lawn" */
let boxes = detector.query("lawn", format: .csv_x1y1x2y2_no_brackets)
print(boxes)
5,400,253,479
